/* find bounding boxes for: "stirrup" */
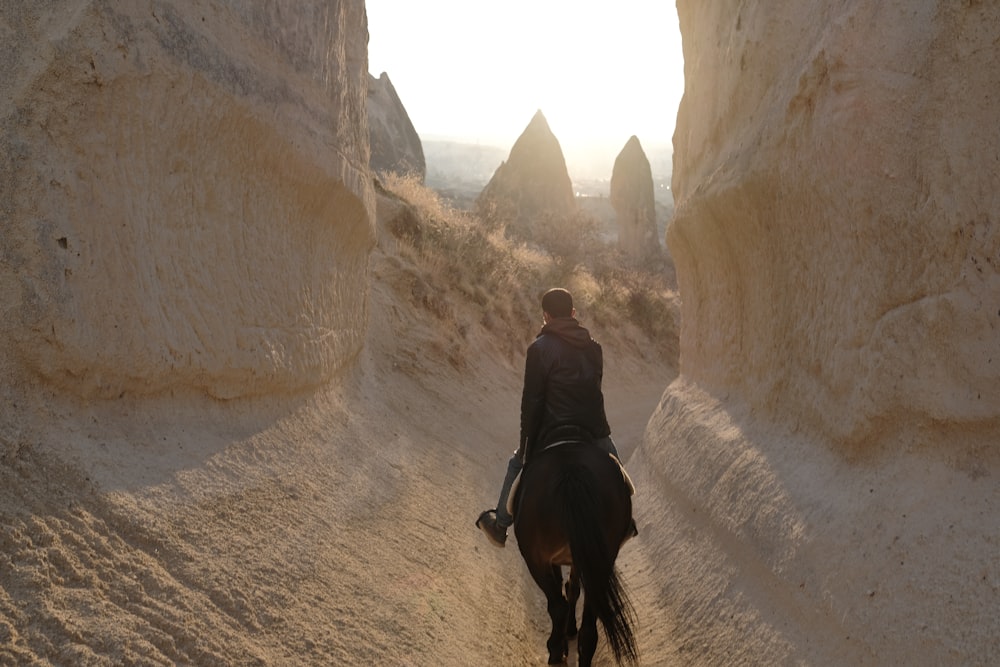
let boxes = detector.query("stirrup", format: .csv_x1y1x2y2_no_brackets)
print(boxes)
474,509,494,529
475,509,508,548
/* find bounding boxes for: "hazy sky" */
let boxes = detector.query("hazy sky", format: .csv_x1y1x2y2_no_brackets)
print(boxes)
366,1,685,162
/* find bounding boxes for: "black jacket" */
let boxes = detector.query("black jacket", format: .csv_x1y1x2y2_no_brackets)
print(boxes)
519,317,611,460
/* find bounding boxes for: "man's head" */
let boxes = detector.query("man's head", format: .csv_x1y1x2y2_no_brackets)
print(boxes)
541,288,574,319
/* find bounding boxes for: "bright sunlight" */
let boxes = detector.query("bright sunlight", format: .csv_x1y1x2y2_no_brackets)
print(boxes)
366,1,684,171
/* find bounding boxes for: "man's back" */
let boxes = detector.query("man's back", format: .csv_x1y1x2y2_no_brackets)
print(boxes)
521,318,611,454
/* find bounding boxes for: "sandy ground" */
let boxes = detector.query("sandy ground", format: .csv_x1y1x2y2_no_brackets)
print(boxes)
0,193,679,665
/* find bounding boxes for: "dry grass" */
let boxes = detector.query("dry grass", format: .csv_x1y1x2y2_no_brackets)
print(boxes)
377,173,678,361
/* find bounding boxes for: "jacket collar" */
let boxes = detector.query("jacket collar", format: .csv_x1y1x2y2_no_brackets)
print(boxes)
538,317,593,348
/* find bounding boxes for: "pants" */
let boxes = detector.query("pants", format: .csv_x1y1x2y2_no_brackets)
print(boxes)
494,436,620,528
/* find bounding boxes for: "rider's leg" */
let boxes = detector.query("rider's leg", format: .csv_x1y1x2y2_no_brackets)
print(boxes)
595,435,621,459
476,451,522,547
494,453,522,528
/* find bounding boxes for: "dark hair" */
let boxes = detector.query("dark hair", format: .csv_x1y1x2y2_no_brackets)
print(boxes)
541,288,573,318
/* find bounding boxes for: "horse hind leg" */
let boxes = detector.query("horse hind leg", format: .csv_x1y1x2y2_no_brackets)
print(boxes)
528,563,570,664
564,566,580,639
577,601,599,667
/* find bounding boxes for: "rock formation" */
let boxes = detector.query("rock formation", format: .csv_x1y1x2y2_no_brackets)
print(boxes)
476,110,575,233
636,1,1000,663
610,135,660,264
669,2,1000,442
367,71,426,181
0,1,374,401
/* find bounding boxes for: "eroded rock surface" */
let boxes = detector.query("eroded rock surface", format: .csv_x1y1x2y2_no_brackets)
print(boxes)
0,1,374,399
668,1,1000,442
638,2,1000,663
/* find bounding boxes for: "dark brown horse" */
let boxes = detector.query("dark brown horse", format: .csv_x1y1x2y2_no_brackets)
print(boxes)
513,441,637,666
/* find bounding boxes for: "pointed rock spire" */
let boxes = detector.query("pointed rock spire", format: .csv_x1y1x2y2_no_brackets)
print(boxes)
367,72,426,181
476,110,575,232
611,135,660,263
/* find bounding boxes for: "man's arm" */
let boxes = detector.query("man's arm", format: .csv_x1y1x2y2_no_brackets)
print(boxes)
519,341,546,462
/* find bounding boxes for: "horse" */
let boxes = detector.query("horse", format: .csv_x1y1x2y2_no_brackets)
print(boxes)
512,440,638,666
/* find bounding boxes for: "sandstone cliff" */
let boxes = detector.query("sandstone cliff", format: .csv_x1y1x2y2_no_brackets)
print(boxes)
669,1,999,443
367,71,425,181
0,1,374,401
637,1,1000,663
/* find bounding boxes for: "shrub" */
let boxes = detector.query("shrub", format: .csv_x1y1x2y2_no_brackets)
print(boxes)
376,173,678,360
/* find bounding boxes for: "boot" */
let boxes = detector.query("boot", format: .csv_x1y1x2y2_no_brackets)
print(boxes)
475,509,508,548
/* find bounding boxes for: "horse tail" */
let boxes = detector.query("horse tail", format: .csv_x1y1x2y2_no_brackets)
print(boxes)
559,463,638,665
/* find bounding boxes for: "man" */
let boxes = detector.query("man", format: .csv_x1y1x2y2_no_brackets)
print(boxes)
476,287,629,548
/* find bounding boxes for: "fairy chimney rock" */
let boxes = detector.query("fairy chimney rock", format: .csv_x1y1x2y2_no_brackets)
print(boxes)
367,72,426,181
610,135,660,264
476,110,575,231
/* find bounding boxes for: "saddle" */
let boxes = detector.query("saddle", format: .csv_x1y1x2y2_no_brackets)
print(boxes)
506,444,635,518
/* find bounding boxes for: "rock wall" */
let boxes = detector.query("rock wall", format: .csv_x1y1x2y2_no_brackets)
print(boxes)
0,1,374,400
634,1,1000,663
668,0,1000,445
